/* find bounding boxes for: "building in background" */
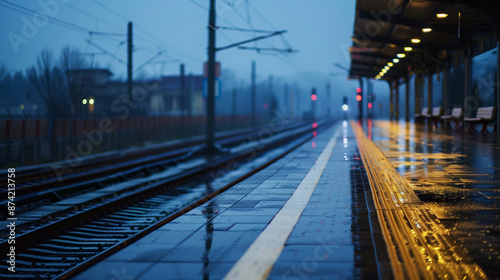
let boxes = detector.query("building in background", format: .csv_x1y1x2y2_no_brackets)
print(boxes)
65,68,205,117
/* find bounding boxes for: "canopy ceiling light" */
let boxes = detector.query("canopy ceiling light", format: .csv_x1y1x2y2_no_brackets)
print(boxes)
422,27,432,32
411,38,421,43
404,47,413,51
393,58,400,63
436,9,448,18
397,53,406,58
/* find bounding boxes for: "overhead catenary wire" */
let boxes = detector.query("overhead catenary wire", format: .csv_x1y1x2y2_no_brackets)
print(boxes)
0,0,131,69
189,0,312,78
90,0,202,67
63,2,124,32
0,0,92,34
188,0,301,78
242,1,326,75
4,0,307,79
246,1,292,49
187,0,238,45
85,39,126,65
219,26,277,33
225,1,310,74
223,0,294,55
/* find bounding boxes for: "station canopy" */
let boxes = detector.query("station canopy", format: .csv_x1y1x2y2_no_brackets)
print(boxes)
349,0,499,81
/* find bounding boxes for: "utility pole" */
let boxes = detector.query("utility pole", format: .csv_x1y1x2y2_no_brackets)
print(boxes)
206,0,216,151
311,88,317,121
326,82,331,117
251,60,256,127
284,83,289,116
188,73,192,119
268,75,273,121
180,63,186,124
232,88,237,127
127,21,133,104
359,78,363,121
204,0,288,151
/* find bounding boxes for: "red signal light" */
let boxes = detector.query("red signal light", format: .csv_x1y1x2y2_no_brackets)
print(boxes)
311,94,317,101
356,94,362,101
368,102,373,109
356,87,362,94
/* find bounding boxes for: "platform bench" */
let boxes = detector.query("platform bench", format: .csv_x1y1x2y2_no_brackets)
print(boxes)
426,106,443,126
414,107,428,122
464,106,496,134
441,107,463,129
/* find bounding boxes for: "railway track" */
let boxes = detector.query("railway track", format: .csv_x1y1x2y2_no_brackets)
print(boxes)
0,120,329,279
0,121,306,219
0,122,302,192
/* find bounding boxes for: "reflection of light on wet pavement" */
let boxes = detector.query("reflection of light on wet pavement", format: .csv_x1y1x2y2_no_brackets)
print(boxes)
366,120,500,278
352,121,486,279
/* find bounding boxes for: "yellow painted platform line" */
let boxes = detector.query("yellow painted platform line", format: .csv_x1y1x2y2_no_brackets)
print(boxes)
224,125,342,280
351,121,486,280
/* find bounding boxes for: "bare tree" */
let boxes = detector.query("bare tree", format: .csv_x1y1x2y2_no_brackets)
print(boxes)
26,49,68,158
27,49,68,118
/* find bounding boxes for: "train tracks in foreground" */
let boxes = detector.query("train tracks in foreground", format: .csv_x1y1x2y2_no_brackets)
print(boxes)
0,121,308,220
0,120,330,279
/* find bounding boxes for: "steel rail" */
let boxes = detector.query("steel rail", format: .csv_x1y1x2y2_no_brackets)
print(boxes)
0,121,306,216
0,121,303,191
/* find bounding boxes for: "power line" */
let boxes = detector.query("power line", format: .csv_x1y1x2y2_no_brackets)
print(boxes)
238,46,297,53
188,0,207,12
219,26,276,33
85,39,126,65
221,1,289,53
0,0,92,34
239,2,321,75
189,0,239,28
2,0,135,71
90,0,129,22
247,1,292,49
64,3,123,32
190,0,303,76
223,0,250,25
92,0,202,66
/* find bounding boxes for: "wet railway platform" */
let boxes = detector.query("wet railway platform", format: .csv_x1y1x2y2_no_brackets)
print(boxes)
71,120,497,279
364,120,500,279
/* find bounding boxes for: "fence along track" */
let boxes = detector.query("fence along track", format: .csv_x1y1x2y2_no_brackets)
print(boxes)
351,121,486,280
0,123,283,190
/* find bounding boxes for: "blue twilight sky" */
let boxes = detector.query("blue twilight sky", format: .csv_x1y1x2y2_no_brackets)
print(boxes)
0,0,388,113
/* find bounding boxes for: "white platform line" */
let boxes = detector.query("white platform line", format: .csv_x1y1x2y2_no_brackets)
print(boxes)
223,126,341,280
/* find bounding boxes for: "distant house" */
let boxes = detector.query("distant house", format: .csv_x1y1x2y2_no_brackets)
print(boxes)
66,69,112,86
66,68,205,117
65,69,113,117
158,75,205,116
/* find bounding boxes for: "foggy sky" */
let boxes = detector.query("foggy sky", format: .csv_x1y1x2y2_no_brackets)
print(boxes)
0,0,389,114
